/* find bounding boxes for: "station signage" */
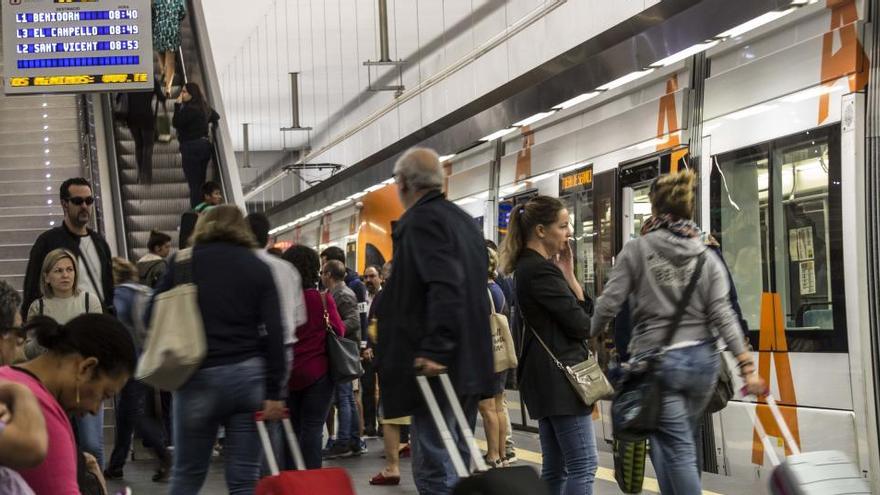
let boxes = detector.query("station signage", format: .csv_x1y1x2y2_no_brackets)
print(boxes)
2,0,153,95
559,164,593,195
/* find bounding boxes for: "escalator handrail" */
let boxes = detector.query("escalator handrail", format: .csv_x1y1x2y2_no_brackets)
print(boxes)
183,0,245,210
98,93,129,259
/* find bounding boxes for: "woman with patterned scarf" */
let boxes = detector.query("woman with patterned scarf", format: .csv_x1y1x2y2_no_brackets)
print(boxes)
591,170,765,494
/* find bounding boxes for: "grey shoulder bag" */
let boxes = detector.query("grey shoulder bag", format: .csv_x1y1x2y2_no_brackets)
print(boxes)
525,317,613,407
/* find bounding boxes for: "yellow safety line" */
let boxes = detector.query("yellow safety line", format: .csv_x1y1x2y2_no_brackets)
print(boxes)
474,439,723,495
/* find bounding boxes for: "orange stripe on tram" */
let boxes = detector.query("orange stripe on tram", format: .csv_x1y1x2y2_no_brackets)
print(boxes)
751,293,801,465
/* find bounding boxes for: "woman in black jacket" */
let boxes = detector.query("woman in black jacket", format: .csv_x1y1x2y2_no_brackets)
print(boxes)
152,205,286,495
172,82,219,208
499,195,597,495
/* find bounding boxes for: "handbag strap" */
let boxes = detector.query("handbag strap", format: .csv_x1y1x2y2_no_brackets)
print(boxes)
319,291,333,334
528,324,567,371
74,241,104,306
486,288,497,316
659,252,707,350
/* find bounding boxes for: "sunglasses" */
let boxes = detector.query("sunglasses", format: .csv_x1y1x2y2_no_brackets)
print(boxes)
66,196,95,206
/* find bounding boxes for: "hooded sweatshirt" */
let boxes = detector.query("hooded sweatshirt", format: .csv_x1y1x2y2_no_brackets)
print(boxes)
591,229,747,359
137,253,167,288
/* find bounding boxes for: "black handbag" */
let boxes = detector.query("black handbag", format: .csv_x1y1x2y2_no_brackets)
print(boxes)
706,356,734,413
321,292,364,384
611,253,706,441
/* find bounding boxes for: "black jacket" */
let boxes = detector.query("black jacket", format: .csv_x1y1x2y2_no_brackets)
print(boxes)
172,102,219,143
22,222,114,318
515,249,592,419
376,190,494,418
152,243,286,400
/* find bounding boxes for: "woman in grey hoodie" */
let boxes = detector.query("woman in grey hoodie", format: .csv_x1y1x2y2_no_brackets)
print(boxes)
591,170,765,494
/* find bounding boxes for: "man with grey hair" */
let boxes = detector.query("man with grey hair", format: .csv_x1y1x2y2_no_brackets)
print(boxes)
376,148,494,494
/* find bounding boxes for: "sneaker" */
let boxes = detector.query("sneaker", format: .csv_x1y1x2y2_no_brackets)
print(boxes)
323,443,353,459
504,450,518,464
103,468,124,480
351,441,367,456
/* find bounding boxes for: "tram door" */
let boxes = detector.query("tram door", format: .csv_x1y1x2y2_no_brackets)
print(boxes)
619,156,665,243
558,165,596,299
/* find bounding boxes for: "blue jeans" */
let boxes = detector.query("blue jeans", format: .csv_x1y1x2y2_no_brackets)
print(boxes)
649,341,719,495
170,357,266,495
410,388,479,495
75,412,104,469
284,374,335,469
538,414,598,495
108,379,169,471
334,381,360,447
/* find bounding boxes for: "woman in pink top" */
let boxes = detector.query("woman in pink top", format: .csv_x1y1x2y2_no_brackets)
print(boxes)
0,314,135,495
281,245,345,470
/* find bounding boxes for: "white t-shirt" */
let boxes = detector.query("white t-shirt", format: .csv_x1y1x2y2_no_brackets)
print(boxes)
77,235,104,302
254,249,306,346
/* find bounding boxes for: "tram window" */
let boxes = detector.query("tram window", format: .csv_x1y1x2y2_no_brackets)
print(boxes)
776,141,834,334
710,125,846,353
630,184,653,239
710,148,770,334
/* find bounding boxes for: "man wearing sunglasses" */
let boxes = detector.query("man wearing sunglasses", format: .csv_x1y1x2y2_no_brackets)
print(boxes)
21,178,114,319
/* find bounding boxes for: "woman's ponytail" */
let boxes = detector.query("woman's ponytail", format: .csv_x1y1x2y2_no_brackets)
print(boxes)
25,314,136,377
499,203,526,274
499,195,564,274
28,316,67,351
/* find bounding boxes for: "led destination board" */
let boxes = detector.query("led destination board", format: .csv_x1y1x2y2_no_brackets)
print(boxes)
2,0,152,95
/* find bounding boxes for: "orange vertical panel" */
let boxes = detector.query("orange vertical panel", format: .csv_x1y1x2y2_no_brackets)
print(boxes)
514,126,534,182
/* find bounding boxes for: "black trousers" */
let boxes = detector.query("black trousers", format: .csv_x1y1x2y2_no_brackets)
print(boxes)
108,379,168,470
180,138,212,208
361,358,378,435
130,124,155,183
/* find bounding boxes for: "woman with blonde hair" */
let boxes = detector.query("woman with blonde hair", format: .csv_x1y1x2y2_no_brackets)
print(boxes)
478,247,512,468
153,205,287,495
26,249,101,331
25,248,104,469
592,170,765,494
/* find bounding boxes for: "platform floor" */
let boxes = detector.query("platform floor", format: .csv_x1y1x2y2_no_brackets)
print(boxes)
105,428,767,494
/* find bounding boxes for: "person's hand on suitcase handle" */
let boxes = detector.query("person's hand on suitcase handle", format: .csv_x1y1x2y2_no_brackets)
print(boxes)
259,400,286,422
735,352,768,397
414,357,447,377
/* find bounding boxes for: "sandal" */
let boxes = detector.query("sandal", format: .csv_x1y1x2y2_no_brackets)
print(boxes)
483,455,504,469
369,472,401,485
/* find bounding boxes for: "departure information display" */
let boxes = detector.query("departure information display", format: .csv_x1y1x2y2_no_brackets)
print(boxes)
2,0,152,95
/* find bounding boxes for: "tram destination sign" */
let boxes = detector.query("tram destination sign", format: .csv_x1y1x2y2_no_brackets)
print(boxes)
2,0,152,95
559,163,593,195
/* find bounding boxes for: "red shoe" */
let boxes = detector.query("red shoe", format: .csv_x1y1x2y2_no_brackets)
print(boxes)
369,472,401,485
399,445,411,458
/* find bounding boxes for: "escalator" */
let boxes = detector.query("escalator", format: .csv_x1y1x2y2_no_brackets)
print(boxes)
105,0,239,261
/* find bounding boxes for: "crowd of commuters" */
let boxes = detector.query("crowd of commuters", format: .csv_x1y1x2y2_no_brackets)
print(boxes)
0,144,770,495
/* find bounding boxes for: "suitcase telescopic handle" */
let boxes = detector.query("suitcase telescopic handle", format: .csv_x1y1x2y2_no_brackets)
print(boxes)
415,374,489,478
744,392,802,467
255,409,307,474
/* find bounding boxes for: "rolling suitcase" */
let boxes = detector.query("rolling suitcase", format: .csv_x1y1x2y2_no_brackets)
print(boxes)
255,411,356,495
415,374,548,495
750,395,870,495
